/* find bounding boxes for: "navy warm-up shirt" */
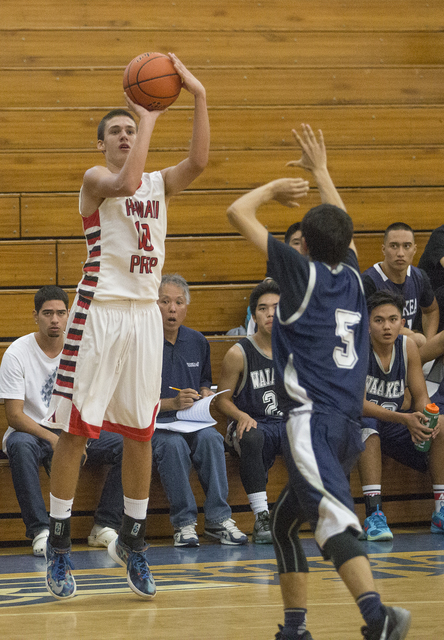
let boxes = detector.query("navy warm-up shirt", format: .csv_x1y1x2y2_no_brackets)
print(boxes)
157,325,212,421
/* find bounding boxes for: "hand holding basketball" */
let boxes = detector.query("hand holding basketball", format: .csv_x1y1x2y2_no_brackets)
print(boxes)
168,53,206,98
123,92,165,121
123,52,182,111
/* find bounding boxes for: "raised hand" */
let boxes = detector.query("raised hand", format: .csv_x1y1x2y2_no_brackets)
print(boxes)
270,177,310,208
286,123,327,174
168,53,205,97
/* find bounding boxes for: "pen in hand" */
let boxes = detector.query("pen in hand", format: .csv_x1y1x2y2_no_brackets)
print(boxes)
169,386,202,398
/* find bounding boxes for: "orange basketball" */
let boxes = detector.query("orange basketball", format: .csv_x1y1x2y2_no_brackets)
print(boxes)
123,52,182,111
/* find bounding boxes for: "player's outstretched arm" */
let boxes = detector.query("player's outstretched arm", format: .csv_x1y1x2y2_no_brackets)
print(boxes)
161,54,210,199
227,178,309,256
287,123,346,211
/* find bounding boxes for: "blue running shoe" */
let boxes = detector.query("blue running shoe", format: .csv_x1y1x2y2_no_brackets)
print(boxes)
45,541,76,600
361,605,411,639
362,509,393,541
431,504,444,533
108,537,156,599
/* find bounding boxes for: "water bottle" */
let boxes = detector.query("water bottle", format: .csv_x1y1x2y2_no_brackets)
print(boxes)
414,403,440,452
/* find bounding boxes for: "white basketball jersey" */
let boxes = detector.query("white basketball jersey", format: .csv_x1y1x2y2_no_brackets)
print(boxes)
78,171,167,302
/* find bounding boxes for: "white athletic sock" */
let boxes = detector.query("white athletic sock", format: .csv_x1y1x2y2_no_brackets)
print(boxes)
248,491,268,517
124,496,149,521
362,484,382,497
433,485,444,512
50,493,74,520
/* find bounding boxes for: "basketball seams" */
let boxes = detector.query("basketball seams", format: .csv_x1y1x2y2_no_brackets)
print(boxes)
123,51,181,110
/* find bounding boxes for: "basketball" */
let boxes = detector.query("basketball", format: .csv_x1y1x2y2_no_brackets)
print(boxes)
123,52,182,111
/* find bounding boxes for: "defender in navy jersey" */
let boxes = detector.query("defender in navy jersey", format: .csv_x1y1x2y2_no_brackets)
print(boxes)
217,280,286,544
362,222,438,346
358,290,444,543
227,124,411,640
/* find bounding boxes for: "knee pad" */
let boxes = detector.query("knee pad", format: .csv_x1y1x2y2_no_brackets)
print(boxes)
239,427,264,454
323,528,367,572
271,491,309,574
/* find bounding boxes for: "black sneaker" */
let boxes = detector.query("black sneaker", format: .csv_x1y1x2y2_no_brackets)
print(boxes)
274,625,314,639
361,606,411,639
252,510,273,544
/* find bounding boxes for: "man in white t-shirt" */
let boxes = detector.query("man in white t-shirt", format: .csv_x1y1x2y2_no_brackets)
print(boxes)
0,286,124,556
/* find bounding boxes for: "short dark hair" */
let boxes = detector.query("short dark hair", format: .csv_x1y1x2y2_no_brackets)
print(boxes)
34,286,69,314
300,204,353,265
384,222,415,243
367,290,405,316
97,109,137,141
284,221,301,244
249,279,280,317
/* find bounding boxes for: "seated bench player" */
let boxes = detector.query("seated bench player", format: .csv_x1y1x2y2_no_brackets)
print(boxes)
0,286,124,555
151,274,247,547
362,222,439,347
216,279,286,544
358,289,444,541
245,225,302,336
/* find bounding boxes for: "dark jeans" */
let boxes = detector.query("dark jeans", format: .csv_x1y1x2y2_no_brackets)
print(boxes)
6,428,124,539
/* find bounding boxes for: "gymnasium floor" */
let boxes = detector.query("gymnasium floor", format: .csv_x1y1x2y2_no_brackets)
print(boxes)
0,528,443,640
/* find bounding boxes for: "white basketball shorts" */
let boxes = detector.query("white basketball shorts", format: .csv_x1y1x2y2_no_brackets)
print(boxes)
44,295,163,442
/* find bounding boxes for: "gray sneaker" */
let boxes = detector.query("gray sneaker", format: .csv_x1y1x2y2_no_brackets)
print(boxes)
204,518,248,545
252,511,273,544
173,523,199,547
361,606,411,640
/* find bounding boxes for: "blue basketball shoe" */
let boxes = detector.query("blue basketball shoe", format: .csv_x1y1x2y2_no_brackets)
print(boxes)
362,508,393,541
108,537,156,599
45,541,76,600
431,504,444,533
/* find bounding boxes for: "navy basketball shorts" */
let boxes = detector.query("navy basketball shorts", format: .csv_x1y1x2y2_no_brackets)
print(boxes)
362,416,428,473
284,408,364,548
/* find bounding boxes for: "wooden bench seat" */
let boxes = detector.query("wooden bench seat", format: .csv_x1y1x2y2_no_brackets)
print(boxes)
2,0,442,31
0,407,434,545
0,287,253,339
0,233,430,297
0,241,57,287
4,107,444,152
1,68,444,111
1,147,443,194
3,30,443,68
2,188,442,240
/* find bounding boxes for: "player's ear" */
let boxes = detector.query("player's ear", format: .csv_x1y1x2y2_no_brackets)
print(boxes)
97,139,105,153
32,309,38,325
401,317,406,327
413,243,417,256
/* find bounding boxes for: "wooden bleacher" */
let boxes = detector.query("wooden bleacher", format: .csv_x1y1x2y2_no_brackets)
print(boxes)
0,0,441,544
